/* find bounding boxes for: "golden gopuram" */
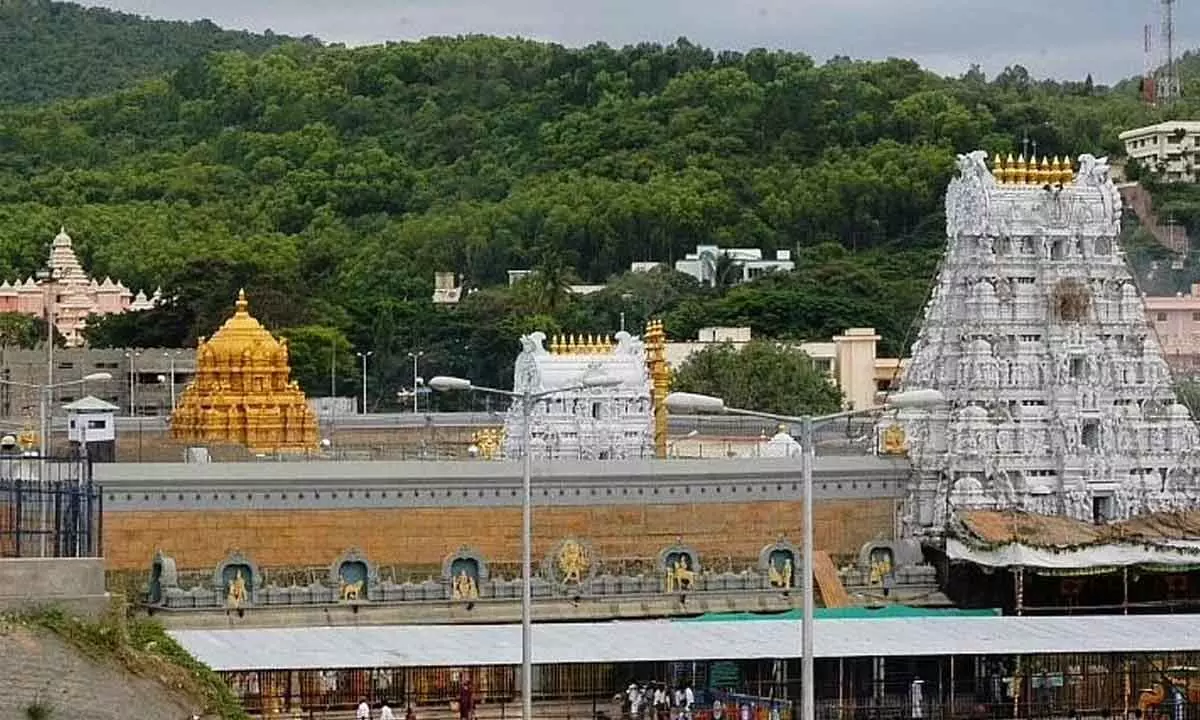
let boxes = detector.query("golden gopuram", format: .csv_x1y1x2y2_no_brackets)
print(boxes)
169,290,319,453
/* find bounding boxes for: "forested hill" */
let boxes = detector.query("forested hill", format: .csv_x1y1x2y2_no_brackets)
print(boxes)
0,0,308,104
0,35,1189,404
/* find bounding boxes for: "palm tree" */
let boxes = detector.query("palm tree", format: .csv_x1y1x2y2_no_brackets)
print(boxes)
531,251,572,314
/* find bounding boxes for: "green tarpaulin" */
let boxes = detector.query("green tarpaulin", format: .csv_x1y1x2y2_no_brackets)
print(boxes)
678,606,1001,622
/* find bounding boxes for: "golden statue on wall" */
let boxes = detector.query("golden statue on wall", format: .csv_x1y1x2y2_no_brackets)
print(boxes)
665,557,697,593
768,557,794,589
472,428,504,460
339,579,364,601
452,570,479,600
882,424,908,455
226,569,248,609
557,540,589,584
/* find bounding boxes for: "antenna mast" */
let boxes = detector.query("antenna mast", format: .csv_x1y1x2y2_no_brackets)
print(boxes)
1160,0,1180,103
1144,22,1158,105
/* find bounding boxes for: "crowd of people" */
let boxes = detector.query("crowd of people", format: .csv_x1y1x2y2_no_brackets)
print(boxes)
622,681,697,720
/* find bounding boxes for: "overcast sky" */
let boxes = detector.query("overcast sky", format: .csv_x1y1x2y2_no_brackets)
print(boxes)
82,0,1200,84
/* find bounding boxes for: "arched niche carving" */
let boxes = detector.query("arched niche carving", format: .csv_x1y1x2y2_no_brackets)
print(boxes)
328,548,378,602
442,547,490,601
758,539,799,589
213,550,259,609
658,542,701,593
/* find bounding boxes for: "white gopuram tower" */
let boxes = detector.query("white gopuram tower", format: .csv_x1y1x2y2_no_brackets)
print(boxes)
882,151,1200,537
501,331,655,460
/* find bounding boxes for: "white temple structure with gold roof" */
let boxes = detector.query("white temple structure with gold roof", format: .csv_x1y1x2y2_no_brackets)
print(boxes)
501,325,669,460
170,290,319,454
0,227,159,346
881,151,1200,536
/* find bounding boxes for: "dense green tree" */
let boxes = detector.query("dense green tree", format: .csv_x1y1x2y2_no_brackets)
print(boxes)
672,340,842,416
3,19,1199,406
0,0,308,105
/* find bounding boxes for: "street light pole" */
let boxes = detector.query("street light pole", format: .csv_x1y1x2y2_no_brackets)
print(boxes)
520,388,533,720
408,351,424,413
356,351,373,415
801,415,814,720
430,372,620,720
665,389,946,720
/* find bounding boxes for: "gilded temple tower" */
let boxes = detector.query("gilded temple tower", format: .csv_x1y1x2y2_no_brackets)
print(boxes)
170,290,319,453
644,319,670,458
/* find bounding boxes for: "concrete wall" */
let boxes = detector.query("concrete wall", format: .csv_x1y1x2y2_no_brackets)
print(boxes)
96,457,909,571
0,558,110,618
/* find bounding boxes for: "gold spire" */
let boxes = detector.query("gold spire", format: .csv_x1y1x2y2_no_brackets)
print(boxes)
1003,153,1017,184
1050,156,1062,183
1015,154,1028,184
1060,156,1074,184
992,153,1005,184
644,319,669,458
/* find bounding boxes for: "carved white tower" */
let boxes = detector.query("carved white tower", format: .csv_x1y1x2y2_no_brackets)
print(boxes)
883,151,1200,536
502,332,654,460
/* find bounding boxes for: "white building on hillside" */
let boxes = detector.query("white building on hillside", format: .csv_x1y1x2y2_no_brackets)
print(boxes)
1119,121,1200,182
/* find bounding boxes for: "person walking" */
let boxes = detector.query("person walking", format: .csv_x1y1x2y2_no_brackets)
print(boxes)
459,677,476,720
380,701,397,720
357,698,371,720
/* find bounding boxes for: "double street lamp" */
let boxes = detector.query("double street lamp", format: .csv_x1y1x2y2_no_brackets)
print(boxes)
665,388,946,720
430,372,621,720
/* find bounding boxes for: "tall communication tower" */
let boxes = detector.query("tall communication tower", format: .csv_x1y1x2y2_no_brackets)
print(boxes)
1160,0,1180,103
1144,22,1158,104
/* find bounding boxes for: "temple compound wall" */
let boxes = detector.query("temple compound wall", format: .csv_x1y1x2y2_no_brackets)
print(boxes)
97,456,909,573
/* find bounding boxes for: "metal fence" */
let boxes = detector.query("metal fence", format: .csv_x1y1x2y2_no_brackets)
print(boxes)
0,455,101,559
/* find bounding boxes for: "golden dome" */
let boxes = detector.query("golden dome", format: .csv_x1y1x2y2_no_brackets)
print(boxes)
199,289,285,363
170,289,318,454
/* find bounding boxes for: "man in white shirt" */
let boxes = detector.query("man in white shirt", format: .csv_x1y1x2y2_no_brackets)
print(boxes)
381,701,397,720
356,698,371,720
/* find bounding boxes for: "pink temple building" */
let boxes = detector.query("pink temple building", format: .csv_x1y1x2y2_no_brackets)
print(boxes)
0,228,158,346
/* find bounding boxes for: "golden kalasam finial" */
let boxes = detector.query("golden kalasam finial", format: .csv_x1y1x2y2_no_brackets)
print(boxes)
1061,156,1074,184
235,288,249,314
1028,154,1039,184
992,153,1006,184
1015,154,1028,184
1003,153,1017,184
550,335,562,355
1050,156,1062,183
1039,156,1051,185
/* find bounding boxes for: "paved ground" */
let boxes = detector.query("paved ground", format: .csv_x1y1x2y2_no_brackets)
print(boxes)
0,624,203,720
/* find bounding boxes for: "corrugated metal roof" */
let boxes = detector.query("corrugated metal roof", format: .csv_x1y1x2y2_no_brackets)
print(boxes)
169,615,1200,672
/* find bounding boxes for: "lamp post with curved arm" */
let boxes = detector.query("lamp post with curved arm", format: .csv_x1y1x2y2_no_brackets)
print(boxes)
430,372,621,720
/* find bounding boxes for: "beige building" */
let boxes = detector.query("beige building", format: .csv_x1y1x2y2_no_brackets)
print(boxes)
665,326,906,411
1119,121,1200,182
1146,284,1200,377
0,347,195,419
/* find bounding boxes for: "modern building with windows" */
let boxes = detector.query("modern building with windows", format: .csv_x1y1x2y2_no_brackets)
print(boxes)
1119,120,1200,182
